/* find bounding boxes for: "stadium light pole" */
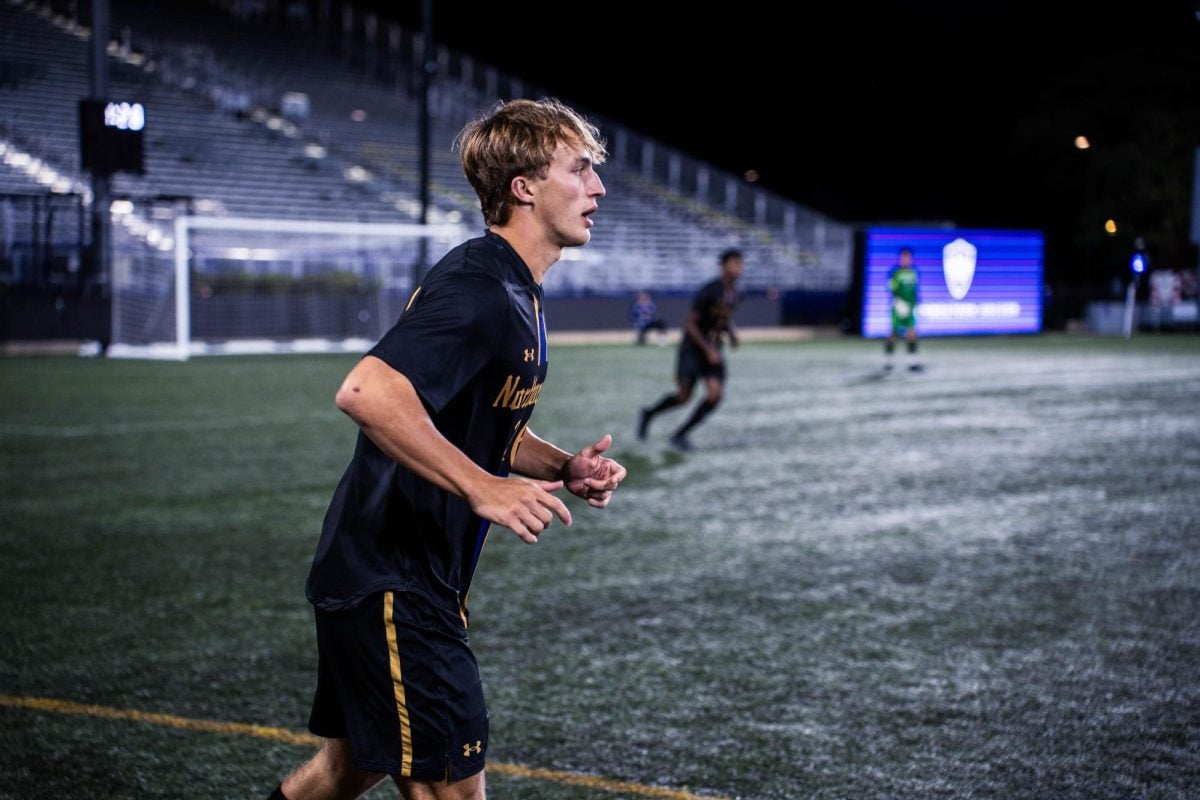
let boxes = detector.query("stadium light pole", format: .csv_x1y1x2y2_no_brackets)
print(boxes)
418,0,434,281
89,0,112,297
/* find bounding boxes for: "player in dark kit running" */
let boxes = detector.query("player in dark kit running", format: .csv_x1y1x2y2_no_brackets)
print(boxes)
637,249,743,451
268,98,626,800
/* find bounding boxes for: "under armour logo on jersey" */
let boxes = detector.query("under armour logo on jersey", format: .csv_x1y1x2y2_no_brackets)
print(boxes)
523,348,535,362
462,740,483,757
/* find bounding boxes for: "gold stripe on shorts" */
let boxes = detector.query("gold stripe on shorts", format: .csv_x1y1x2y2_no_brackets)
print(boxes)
383,591,413,775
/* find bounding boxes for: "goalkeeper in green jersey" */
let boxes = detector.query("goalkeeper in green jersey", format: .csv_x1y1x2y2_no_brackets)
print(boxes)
885,247,922,372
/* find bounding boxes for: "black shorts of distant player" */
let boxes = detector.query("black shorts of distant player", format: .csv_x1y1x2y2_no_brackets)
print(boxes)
307,590,489,781
677,339,726,384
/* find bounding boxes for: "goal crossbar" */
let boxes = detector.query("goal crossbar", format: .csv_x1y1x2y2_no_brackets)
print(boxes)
109,215,467,360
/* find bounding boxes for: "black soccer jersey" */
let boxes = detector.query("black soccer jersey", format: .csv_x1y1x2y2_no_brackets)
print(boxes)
689,278,739,347
306,232,549,627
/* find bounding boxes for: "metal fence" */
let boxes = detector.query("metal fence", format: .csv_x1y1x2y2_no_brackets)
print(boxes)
0,192,90,291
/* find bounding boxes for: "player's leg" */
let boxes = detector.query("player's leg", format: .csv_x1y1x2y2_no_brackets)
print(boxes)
276,738,386,799
395,771,485,800
641,378,693,439
884,329,897,371
671,371,724,450
639,346,698,439
273,604,391,800
905,328,922,371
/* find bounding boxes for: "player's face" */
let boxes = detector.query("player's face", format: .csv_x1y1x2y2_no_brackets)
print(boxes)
722,256,744,283
532,137,605,248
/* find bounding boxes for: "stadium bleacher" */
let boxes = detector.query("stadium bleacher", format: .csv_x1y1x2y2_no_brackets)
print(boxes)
1,0,854,343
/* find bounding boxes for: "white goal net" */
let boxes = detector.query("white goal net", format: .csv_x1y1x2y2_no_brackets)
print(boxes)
109,216,469,359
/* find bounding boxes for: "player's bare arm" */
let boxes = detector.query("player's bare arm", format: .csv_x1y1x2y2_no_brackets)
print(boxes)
514,431,627,509
335,355,571,542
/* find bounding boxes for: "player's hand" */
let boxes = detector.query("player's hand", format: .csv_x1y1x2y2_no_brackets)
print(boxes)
706,346,722,365
562,434,627,508
469,476,572,544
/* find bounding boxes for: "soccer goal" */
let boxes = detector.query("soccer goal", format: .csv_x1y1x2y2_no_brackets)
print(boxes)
108,216,468,359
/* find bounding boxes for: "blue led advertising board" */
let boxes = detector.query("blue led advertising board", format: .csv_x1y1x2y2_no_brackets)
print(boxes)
862,227,1043,337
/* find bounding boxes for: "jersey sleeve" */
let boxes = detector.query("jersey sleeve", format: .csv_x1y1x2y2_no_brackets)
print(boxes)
368,274,507,414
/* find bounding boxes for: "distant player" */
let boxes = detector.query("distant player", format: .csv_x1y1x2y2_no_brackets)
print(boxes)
637,249,743,451
630,290,668,345
884,247,922,372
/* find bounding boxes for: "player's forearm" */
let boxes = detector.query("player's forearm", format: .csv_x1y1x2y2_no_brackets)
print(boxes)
511,430,571,481
361,410,490,500
684,319,709,350
336,357,492,500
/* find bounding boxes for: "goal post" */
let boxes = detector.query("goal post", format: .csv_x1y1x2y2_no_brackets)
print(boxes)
108,216,469,360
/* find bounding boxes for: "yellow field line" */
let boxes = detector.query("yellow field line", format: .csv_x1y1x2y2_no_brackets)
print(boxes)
0,694,729,800
0,693,320,747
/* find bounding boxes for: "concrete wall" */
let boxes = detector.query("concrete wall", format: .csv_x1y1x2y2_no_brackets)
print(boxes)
544,294,782,332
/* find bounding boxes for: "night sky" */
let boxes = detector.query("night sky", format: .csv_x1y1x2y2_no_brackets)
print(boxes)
378,1,1200,286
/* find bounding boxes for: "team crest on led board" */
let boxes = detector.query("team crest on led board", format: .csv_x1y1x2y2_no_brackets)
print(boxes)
942,237,976,300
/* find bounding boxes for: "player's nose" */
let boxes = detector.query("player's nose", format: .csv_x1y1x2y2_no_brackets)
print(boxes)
589,172,606,198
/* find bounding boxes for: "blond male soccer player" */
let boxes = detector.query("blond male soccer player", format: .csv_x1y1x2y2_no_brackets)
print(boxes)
268,98,626,800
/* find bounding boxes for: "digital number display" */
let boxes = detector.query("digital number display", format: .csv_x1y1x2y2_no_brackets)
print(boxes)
103,102,145,131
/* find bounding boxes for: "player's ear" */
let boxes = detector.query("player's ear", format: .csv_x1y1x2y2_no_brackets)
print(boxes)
510,175,536,204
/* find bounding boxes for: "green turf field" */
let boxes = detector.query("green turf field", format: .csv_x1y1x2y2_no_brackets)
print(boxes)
2,333,1198,799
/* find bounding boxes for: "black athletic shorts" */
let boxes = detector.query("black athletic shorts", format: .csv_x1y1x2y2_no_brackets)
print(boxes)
677,340,726,384
307,589,489,781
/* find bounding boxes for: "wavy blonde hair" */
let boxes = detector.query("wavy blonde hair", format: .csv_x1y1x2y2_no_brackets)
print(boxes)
455,98,607,227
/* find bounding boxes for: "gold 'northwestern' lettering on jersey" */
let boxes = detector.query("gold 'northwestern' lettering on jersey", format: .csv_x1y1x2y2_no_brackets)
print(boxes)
492,374,543,410
509,421,529,465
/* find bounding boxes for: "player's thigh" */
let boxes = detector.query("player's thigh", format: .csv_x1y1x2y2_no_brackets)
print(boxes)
395,770,485,800
282,737,388,799
703,375,724,403
675,344,704,394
